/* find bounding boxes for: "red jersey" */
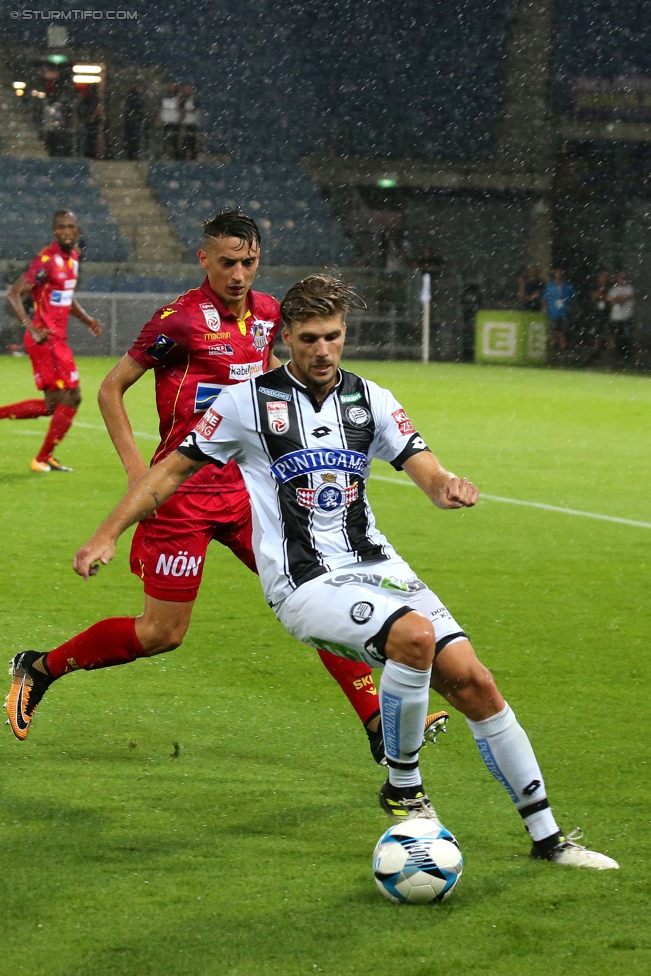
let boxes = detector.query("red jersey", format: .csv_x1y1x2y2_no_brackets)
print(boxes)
128,278,281,493
24,241,79,341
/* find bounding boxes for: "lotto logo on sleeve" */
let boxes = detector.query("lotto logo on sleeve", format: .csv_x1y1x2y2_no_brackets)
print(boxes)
392,408,415,436
195,408,223,440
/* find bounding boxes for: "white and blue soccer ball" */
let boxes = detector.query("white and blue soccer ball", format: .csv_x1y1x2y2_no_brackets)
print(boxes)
373,818,463,904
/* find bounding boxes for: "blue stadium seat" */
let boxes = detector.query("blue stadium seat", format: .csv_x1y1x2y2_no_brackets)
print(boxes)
148,160,356,266
0,158,129,262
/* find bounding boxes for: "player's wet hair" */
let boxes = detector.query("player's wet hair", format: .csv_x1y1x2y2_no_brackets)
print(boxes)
52,209,76,227
202,208,261,251
281,274,366,330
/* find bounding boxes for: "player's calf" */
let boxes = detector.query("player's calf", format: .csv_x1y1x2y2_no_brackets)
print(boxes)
134,597,193,656
430,639,504,721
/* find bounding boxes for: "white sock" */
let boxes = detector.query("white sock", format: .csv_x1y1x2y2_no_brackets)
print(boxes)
380,660,431,789
466,703,560,842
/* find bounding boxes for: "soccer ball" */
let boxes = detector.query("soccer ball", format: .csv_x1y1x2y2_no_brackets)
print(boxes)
372,818,463,904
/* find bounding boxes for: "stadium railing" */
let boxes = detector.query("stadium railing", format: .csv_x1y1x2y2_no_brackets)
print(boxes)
0,282,426,361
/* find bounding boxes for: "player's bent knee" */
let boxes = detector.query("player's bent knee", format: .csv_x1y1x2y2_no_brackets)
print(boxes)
136,621,188,656
140,631,185,656
385,612,435,670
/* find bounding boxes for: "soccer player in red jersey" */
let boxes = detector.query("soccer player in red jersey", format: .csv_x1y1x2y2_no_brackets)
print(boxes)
5,209,393,757
1,210,102,472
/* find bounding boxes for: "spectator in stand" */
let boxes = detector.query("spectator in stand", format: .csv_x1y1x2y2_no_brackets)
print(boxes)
607,270,635,362
124,85,145,160
542,267,576,353
180,83,200,160
413,248,445,274
42,99,66,157
78,87,102,159
587,268,611,359
160,83,181,160
518,265,545,312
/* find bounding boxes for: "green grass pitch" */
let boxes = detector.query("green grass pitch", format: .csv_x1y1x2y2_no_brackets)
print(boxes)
0,356,650,975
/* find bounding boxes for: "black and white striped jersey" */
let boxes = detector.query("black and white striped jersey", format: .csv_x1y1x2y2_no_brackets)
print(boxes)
178,364,430,607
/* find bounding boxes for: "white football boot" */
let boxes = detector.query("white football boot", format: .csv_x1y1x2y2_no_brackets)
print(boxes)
533,828,619,870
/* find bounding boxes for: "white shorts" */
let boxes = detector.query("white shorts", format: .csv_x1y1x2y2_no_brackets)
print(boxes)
276,558,467,668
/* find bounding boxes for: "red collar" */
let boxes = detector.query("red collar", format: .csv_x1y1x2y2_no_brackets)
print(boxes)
199,277,258,320
48,240,78,264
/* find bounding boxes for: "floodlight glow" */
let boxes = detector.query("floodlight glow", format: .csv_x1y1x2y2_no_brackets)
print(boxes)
73,74,102,84
48,54,68,64
73,64,102,73
13,81,26,89
377,178,397,188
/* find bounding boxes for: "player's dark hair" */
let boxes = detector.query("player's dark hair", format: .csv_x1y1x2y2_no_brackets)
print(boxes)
202,208,261,250
281,274,366,329
52,209,76,226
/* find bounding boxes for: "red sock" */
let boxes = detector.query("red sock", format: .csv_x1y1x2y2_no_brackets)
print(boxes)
317,648,379,726
0,399,48,420
36,404,76,463
45,617,144,678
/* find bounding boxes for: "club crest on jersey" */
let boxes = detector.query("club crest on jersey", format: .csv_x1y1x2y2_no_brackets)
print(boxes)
251,321,267,351
145,333,177,360
346,405,371,427
194,382,223,412
296,477,359,516
267,401,290,434
200,303,221,330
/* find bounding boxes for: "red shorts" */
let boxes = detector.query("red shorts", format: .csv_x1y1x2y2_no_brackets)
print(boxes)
24,333,79,391
129,486,256,602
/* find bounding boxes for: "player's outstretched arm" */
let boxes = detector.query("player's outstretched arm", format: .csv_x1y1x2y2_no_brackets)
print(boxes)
70,298,102,336
73,450,205,580
98,354,150,486
402,451,479,510
6,275,48,342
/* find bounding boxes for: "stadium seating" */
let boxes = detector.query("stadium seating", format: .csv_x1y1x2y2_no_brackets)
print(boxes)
4,0,514,160
81,273,203,293
0,157,129,262
148,160,356,266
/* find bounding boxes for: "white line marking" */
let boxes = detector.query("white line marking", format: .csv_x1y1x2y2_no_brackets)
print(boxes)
370,474,651,530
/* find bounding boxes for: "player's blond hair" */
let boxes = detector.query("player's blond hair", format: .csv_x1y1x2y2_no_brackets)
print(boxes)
281,275,366,330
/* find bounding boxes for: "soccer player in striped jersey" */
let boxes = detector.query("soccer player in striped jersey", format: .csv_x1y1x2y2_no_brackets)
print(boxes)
68,274,618,869
4,213,391,763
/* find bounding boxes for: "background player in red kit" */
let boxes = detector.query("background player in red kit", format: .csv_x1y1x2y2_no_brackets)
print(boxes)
6,210,389,757
0,210,102,472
